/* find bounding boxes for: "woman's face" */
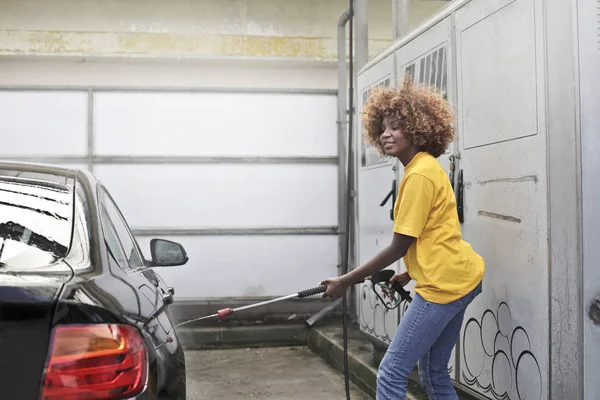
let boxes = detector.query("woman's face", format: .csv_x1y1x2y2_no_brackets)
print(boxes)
379,117,411,158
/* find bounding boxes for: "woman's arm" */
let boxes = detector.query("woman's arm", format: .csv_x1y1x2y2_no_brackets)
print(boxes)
321,173,434,298
321,232,414,298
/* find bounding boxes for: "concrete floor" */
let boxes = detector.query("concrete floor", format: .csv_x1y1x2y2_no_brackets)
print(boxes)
185,346,372,399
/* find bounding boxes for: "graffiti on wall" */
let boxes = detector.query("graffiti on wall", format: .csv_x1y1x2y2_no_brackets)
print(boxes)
462,302,542,400
358,282,410,343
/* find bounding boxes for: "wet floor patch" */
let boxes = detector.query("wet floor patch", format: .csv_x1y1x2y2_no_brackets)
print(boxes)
185,346,372,399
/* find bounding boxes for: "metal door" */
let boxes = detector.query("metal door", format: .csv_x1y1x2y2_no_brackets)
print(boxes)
453,0,548,398
579,0,600,397
393,14,457,380
355,54,399,346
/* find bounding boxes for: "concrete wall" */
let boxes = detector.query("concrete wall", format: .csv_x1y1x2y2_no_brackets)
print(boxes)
0,0,449,63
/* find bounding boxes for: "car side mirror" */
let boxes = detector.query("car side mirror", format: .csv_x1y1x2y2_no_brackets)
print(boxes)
150,239,189,267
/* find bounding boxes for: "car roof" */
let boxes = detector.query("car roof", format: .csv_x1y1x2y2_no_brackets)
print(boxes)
0,160,84,179
0,160,99,196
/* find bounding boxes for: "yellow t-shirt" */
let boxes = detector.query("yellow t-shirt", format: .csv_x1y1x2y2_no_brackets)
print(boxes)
393,152,484,304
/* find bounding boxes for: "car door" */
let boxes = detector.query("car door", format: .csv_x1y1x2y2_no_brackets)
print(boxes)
145,267,178,330
97,185,173,336
139,261,176,331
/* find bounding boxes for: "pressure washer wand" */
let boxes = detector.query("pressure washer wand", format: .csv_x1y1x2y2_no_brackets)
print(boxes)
175,283,361,328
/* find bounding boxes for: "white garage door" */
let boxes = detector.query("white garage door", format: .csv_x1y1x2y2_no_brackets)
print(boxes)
0,88,339,299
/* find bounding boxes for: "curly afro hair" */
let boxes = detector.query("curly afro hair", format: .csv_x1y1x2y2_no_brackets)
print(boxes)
361,77,455,158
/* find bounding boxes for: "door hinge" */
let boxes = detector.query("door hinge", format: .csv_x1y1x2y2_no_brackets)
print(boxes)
589,297,600,325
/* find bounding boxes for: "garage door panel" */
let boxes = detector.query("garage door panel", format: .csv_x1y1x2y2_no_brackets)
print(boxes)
137,235,338,298
95,164,337,229
0,91,88,156
94,92,337,157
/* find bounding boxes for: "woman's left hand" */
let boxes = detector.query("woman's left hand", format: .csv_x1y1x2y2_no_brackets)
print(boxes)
320,276,349,298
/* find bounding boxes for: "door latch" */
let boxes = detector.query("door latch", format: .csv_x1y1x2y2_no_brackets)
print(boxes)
457,170,464,223
449,155,455,190
380,179,397,221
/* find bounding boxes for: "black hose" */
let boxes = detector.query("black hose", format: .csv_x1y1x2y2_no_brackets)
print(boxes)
343,285,350,400
342,0,354,398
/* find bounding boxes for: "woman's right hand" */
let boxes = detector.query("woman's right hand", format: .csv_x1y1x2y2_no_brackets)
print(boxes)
389,271,411,287
382,272,411,299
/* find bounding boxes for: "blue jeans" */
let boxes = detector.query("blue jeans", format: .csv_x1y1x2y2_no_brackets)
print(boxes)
376,281,482,400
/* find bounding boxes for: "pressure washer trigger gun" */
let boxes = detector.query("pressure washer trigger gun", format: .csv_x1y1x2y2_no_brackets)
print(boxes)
370,269,413,308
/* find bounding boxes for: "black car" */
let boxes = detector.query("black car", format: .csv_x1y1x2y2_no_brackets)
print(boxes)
0,161,188,400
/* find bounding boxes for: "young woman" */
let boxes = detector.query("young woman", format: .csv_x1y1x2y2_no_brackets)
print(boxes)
321,78,485,400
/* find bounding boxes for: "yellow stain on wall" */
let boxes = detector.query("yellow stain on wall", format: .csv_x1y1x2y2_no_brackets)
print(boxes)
241,35,330,58
26,31,92,53
0,29,390,59
0,29,357,59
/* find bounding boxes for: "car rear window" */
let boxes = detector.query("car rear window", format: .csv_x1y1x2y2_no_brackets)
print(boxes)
0,173,74,270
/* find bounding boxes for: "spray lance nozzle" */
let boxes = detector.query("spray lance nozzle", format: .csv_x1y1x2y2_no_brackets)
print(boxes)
211,281,366,324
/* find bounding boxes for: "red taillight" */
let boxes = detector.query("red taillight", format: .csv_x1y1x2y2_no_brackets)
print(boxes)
41,324,148,400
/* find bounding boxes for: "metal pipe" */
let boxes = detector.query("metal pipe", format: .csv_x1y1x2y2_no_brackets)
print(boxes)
355,0,369,70
226,293,300,312
307,8,352,331
0,155,338,165
392,0,410,40
131,227,339,237
0,86,337,95
337,9,351,278
346,2,355,279
342,4,355,396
